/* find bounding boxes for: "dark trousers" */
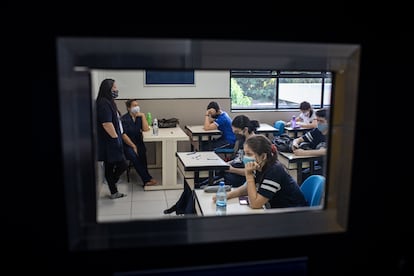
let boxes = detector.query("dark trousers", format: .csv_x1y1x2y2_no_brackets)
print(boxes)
201,137,233,151
124,146,152,184
104,160,128,194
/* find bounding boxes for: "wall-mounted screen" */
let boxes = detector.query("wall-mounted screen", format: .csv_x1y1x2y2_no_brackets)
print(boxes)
145,70,195,85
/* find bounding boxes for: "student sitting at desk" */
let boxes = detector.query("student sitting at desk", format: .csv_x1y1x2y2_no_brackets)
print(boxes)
214,135,308,209
121,99,157,186
291,108,329,156
201,114,260,188
223,115,259,187
285,101,317,129
201,101,236,151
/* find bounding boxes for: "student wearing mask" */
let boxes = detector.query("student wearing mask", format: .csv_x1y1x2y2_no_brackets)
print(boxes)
223,115,260,187
291,108,329,156
201,101,236,151
121,99,157,186
286,101,317,129
214,135,308,209
96,78,128,199
200,114,260,188
163,115,258,215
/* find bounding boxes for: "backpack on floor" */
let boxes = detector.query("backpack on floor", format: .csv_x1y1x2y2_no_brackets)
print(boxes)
175,183,196,215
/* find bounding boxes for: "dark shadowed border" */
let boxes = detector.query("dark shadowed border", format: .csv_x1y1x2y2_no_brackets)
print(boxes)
56,38,359,250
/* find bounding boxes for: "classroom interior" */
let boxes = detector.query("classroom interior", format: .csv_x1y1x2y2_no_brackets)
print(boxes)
56,38,358,275
32,20,411,275
93,69,332,221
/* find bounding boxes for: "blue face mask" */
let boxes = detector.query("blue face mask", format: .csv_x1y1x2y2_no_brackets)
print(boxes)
243,156,256,165
111,90,119,98
317,123,328,133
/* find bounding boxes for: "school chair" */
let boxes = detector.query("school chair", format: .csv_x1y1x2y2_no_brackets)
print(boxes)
300,174,325,206
214,139,240,162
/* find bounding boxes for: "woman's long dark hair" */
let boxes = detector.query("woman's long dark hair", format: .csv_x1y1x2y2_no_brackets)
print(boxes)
97,78,117,111
244,134,278,171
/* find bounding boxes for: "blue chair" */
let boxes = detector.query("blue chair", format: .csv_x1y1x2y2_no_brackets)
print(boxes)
215,139,240,161
273,120,285,136
300,175,325,206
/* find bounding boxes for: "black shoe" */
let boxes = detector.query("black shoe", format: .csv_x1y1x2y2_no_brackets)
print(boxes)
163,204,177,214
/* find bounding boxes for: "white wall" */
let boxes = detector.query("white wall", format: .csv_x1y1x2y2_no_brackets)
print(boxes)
91,68,299,131
91,69,229,99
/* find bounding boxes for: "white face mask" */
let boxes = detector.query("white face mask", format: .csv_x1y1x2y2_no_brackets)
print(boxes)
131,106,140,114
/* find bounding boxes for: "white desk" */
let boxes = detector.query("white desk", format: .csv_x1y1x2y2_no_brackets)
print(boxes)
284,126,311,138
184,125,222,151
256,123,278,137
278,151,324,184
143,126,189,191
194,189,266,216
176,151,229,189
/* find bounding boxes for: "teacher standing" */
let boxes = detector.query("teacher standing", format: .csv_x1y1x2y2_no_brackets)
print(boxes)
96,78,128,199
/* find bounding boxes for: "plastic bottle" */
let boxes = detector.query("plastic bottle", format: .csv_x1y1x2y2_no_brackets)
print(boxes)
146,112,152,126
216,181,227,215
291,115,296,128
152,118,159,136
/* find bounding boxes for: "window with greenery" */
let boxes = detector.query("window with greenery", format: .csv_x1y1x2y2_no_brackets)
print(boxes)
230,70,332,110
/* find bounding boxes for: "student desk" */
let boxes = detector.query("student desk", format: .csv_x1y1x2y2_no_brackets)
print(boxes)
256,123,278,138
176,151,229,189
185,125,222,151
142,126,189,191
284,126,311,138
194,189,266,216
278,151,324,185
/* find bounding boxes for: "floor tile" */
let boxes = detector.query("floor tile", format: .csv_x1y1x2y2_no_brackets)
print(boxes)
97,167,184,221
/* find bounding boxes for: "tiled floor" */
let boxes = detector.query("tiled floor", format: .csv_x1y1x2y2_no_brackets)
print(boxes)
97,168,184,222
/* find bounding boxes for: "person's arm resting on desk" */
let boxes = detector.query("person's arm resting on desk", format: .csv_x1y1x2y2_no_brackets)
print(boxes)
291,137,303,151
298,118,317,129
203,108,217,130
212,182,247,202
292,131,327,156
293,147,326,156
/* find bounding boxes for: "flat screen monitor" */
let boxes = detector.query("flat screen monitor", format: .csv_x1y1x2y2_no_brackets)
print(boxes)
57,38,359,250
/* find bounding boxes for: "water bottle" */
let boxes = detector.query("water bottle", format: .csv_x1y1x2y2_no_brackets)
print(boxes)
146,112,152,126
216,181,227,215
291,115,296,128
152,118,159,136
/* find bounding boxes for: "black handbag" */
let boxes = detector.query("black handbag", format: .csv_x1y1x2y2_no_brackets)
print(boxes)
273,134,294,153
158,118,179,128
